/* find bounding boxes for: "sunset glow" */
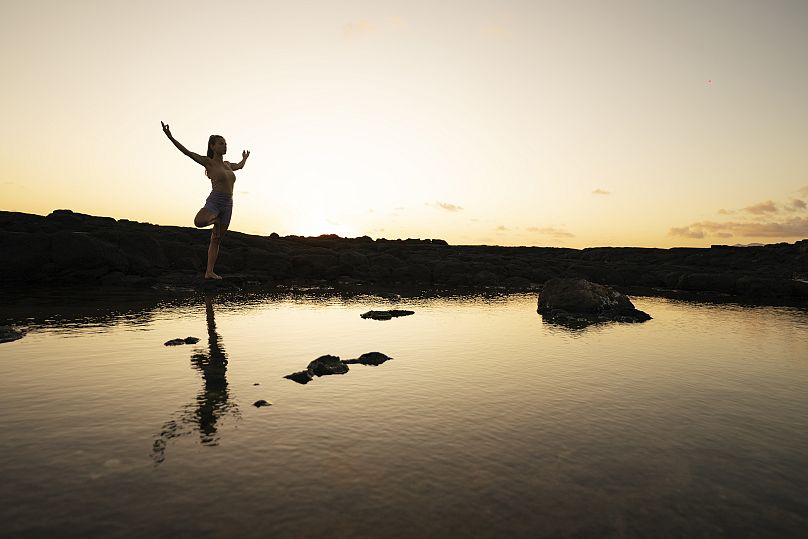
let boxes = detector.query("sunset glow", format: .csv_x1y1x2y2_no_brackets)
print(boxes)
2,1,806,247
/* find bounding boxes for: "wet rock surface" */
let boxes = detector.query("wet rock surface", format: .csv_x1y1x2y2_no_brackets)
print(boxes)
2,209,807,305
253,400,271,408
0,326,26,344
284,371,313,384
307,355,350,376
164,336,200,346
343,352,393,366
538,278,652,327
360,310,415,320
285,352,393,384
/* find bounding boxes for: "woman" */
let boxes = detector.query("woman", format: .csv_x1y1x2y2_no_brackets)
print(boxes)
161,121,250,279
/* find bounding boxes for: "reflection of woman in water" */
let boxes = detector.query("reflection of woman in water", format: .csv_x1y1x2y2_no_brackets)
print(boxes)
152,296,239,464
161,121,250,279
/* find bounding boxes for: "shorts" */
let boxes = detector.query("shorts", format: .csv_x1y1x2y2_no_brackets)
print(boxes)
203,191,233,229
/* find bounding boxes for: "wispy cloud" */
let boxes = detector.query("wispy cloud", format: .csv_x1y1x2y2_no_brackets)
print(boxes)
592,189,610,196
743,200,778,215
787,199,807,211
342,19,376,40
496,225,509,232
428,201,463,212
717,208,735,215
800,186,808,196
527,226,575,239
669,217,808,239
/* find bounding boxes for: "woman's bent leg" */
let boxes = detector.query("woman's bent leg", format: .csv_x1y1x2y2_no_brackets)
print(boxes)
194,208,219,228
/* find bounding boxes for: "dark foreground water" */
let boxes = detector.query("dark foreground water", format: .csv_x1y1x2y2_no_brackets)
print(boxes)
1,292,807,538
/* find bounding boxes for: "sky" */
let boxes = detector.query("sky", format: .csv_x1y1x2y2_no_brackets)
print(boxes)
1,0,807,248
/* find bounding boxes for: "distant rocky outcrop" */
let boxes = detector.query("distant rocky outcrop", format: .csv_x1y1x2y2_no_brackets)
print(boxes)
538,278,652,327
2,209,807,305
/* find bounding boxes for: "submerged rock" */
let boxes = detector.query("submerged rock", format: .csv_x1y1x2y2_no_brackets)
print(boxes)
0,326,26,344
306,355,349,376
344,352,393,366
253,400,272,407
538,278,651,327
360,309,415,320
163,336,200,346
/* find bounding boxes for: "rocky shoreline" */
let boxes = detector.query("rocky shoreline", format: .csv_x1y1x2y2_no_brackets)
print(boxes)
2,209,807,305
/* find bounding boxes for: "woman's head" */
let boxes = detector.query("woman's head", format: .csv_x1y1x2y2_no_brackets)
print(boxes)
207,135,227,158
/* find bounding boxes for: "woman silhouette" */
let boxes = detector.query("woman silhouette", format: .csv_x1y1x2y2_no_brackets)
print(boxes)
161,122,250,279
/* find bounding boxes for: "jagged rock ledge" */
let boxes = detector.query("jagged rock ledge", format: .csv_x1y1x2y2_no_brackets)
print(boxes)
2,209,807,305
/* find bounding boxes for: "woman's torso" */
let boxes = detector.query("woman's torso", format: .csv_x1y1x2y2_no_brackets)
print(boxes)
207,161,236,194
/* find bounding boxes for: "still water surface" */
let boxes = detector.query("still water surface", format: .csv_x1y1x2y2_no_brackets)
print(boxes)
1,293,807,537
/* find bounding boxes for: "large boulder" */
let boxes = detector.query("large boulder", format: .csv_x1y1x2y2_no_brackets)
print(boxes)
538,278,651,326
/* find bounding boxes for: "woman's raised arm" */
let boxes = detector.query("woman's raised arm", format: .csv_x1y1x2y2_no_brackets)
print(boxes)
161,121,208,167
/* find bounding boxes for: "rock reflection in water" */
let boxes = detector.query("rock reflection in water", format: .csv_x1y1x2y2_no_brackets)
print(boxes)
152,296,239,463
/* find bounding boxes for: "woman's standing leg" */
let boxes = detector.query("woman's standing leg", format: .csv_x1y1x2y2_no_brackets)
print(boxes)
205,220,228,279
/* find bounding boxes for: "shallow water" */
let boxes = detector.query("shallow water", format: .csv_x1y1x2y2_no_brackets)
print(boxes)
1,292,807,537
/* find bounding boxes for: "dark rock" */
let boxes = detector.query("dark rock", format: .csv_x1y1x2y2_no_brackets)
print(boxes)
253,400,271,407
2,209,807,305
538,278,651,326
388,309,414,317
164,337,199,346
362,310,392,320
473,270,500,286
0,326,26,344
503,275,532,288
343,352,393,366
360,310,415,320
306,355,349,376
284,370,313,384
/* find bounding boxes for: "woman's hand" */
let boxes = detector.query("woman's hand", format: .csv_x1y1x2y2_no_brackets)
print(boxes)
161,121,173,139
242,150,250,161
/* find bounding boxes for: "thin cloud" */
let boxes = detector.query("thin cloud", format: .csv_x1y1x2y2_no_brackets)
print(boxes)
800,186,808,196
717,208,735,215
743,200,778,215
342,19,376,40
496,225,509,232
669,226,705,239
787,199,807,211
669,217,808,239
528,226,575,239
428,201,463,212
745,200,779,214
592,189,610,196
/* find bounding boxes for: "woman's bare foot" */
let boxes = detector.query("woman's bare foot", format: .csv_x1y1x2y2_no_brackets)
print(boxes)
204,272,223,280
